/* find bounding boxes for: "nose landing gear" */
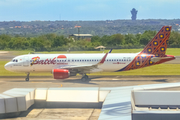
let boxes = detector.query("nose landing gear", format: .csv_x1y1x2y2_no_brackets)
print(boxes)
26,73,30,81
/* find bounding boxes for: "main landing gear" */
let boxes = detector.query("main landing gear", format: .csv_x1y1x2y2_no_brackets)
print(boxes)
26,73,30,81
81,74,89,82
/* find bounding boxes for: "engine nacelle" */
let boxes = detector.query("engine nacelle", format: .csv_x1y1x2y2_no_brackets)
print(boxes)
52,69,70,79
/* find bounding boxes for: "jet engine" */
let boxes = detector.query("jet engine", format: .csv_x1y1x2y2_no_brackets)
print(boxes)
52,69,70,79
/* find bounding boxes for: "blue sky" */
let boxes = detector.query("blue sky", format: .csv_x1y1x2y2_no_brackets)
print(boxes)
0,0,180,21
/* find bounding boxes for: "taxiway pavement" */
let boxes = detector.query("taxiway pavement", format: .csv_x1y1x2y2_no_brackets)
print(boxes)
1,76,180,93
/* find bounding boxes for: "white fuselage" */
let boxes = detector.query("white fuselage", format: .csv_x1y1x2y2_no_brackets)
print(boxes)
4,53,137,73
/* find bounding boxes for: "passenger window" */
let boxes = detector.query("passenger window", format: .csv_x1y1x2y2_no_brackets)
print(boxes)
72,60,74,62
16,60,18,62
82,60,84,62
68,60,70,62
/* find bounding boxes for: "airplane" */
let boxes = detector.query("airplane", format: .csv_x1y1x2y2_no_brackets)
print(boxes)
4,26,175,82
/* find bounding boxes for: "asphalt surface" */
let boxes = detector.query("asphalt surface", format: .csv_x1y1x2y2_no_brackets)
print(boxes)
0,76,180,92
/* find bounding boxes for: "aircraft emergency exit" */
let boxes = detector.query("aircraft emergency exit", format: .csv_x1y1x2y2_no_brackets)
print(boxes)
4,26,175,81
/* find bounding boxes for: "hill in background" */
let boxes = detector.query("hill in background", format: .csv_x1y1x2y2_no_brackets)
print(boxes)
0,19,180,37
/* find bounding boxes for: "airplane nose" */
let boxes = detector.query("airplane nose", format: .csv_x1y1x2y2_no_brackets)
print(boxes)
4,62,12,71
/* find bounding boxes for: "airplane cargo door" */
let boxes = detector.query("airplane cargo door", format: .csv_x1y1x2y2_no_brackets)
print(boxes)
23,56,29,67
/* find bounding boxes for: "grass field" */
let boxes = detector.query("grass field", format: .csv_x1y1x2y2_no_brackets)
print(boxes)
8,48,180,56
1,61,180,76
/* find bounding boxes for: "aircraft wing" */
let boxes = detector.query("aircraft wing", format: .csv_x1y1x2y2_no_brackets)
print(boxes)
56,50,111,73
58,64,97,72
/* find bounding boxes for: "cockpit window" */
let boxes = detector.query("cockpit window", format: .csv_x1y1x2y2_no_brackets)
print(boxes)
12,59,18,62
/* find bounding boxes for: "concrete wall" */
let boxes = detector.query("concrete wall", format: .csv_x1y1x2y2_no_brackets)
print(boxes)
132,90,180,120
34,88,109,108
133,91,180,107
0,87,110,118
47,88,99,102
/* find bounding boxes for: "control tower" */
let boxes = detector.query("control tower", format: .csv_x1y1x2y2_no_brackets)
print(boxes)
131,8,138,20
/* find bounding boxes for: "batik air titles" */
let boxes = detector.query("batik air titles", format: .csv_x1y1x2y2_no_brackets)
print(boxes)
4,26,175,81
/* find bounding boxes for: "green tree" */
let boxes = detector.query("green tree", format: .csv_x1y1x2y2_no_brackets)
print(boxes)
52,35,68,47
100,35,111,46
169,31,180,45
124,34,136,45
30,37,45,51
140,30,156,45
110,34,125,46
91,36,101,43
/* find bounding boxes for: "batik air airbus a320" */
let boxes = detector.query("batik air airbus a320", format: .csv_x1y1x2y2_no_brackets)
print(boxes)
4,26,175,81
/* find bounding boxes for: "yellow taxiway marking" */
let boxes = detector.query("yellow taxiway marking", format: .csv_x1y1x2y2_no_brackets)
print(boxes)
59,84,63,87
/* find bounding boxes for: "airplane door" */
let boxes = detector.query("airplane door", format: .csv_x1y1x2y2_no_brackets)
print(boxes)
23,56,29,67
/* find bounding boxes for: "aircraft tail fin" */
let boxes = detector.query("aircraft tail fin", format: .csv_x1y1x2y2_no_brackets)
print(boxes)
141,26,172,57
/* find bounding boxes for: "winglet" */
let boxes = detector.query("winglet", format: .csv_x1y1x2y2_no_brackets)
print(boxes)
97,49,111,65
99,53,108,64
109,49,112,53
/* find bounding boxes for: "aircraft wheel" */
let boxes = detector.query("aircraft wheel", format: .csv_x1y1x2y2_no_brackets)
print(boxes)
81,75,88,82
81,77,86,82
25,77,29,81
